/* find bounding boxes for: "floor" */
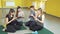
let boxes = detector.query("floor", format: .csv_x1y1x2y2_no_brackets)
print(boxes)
44,14,60,34
0,8,60,34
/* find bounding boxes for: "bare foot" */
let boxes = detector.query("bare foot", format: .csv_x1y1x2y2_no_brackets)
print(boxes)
2,28,6,31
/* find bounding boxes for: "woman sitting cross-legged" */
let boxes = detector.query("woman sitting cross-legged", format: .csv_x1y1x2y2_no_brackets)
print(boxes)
25,6,36,27
29,8,45,31
16,6,24,26
3,8,21,33
26,7,45,31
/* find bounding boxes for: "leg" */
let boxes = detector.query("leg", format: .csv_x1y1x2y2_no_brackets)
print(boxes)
5,25,16,33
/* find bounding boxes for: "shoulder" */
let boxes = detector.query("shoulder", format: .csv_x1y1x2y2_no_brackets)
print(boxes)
6,14,9,18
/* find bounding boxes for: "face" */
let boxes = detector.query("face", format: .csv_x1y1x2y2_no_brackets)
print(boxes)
30,7,34,10
11,12,15,15
38,10,42,14
18,8,21,12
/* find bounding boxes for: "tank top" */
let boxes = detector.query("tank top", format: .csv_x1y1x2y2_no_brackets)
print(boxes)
37,15,43,26
29,10,35,21
6,14,13,21
18,12,23,17
16,12,24,22
37,15,42,21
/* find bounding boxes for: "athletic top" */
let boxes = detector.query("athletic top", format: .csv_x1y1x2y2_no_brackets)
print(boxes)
29,10,35,21
37,15,42,21
6,14,13,21
16,11,24,22
37,15,44,26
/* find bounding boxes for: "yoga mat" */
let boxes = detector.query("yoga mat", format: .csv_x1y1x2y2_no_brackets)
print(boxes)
0,25,54,34
26,28,54,34
0,26,7,34
20,26,27,30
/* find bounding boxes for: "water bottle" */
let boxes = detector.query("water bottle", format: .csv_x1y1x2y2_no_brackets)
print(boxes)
32,31,38,34
35,31,38,34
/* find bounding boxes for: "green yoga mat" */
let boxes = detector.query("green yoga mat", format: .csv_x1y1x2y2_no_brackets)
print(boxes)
0,26,7,34
0,25,27,34
0,25,54,34
38,28,54,34
18,26,27,30
26,28,54,34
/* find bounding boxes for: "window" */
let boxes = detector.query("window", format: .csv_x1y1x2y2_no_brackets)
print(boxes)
6,2,15,6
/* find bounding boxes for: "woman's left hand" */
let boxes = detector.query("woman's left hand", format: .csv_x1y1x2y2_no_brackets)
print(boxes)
13,17,17,20
35,17,38,20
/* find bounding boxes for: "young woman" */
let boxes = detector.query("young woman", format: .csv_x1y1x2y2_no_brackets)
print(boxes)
29,8,45,31
29,6,35,21
4,9,21,33
25,6,36,27
16,6,24,26
35,8,45,23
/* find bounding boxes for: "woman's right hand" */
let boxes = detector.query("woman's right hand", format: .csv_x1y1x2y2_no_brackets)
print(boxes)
8,17,17,24
12,17,17,21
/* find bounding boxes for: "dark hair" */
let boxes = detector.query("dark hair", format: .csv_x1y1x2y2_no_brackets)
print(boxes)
38,8,43,15
30,6,34,8
6,8,15,17
38,8,42,11
16,6,21,17
9,8,15,15
17,6,21,9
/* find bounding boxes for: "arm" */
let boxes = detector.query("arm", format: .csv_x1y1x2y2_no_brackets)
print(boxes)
5,18,9,24
5,17,17,24
32,12,45,23
35,15,45,23
41,15,45,23
22,11,24,18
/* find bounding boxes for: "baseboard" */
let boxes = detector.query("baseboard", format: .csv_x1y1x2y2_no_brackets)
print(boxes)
45,12,60,19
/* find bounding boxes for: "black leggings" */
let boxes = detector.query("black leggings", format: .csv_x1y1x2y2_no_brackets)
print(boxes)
25,20,43,31
5,20,21,32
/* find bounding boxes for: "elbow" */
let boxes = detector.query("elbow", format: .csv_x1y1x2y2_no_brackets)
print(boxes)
40,21,44,23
